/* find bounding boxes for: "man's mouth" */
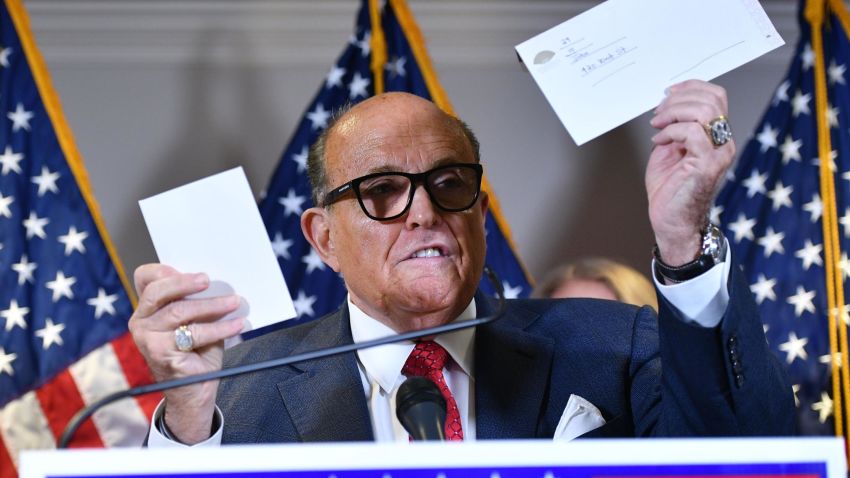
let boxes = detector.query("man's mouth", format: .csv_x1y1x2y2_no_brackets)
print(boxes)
410,247,445,259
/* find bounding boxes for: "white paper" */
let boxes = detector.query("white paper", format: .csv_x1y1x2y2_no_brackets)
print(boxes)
139,167,296,340
515,0,784,145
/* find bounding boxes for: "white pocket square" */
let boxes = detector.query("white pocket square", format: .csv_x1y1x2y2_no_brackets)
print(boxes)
553,394,606,441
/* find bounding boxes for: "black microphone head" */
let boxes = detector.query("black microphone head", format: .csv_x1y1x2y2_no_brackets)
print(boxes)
396,376,447,441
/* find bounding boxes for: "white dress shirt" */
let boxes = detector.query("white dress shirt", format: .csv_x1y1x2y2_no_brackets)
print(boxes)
148,250,732,447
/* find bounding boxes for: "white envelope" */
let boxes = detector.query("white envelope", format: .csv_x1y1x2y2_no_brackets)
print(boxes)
139,167,296,341
515,0,784,145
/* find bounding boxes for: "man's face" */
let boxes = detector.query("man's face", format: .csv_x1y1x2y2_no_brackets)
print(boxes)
309,93,488,332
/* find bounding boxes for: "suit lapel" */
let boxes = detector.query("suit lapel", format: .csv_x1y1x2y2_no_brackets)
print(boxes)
275,308,374,442
475,298,554,439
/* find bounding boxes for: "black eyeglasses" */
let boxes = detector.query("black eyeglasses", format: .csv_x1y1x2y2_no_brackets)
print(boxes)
322,163,484,221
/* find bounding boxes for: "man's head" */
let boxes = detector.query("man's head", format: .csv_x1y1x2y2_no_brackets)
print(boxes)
300,93,489,332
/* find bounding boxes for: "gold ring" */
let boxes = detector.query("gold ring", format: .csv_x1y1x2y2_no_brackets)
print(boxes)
704,115,733,148
174,324,194,352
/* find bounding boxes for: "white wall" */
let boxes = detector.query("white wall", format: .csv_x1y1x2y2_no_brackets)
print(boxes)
25,0,801,285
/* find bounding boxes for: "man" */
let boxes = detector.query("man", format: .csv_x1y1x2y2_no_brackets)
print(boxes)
130,80,794,446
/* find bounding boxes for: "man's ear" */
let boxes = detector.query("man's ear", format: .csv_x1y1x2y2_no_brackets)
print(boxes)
301,207,340,272
477,190,490,227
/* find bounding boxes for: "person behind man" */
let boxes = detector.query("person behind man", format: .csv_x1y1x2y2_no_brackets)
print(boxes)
131,80,794,446
533,257,658,311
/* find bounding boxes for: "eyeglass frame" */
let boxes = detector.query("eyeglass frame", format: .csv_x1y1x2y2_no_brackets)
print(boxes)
321,162,484,221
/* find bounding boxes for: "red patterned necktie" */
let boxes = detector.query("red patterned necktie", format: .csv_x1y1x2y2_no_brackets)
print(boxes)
401,341,464,440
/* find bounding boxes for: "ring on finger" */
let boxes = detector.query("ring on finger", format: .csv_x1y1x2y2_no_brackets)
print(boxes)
174,324,194,352
703,115,733,148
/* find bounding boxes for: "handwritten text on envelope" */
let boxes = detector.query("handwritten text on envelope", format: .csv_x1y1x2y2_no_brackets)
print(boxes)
515,0,784,146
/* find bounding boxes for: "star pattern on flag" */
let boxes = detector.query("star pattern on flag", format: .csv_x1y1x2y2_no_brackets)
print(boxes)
31,165,60,196
0,348,16,376
0,300,28,332
58,225,88,255
7,102,33,131
0,145,23,175
45,271,76,302
34,318,65,350
255,1,530,331
87,288,119,319
714,10,850,434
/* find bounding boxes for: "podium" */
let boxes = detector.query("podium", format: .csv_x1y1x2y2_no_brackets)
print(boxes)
20,438,846,478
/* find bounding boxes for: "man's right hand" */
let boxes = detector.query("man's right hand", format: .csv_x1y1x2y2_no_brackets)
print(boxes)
128,264,244,444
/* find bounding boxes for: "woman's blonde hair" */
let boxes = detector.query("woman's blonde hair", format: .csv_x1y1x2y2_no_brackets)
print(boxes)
532,257,658,311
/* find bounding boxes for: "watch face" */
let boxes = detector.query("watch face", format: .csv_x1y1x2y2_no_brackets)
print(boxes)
702,224,725,261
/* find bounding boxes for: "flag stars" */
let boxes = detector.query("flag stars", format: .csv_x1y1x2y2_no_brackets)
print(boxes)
792,384,800,407
23,211,49,239
779,135,802,164
741,170,768,198
828,60,846,85
325,65,346,89
0,192,13,218
385,56,407,78
727,213,756,242
826,104,840,128
356,31,371,57
0,47,11,68
778,331,808,363
32,166,60,196
307,103,330,130
291,146,308,174
820,352,843,371
812,392,833,424
841,208,850,238
58,226,88,255
293,290,317,317
839,253,850,279
803,194,823,223
271,232,294,260
790,90,811,117
0,146,23,175
757,227,785,258
502,281,523,299
7,103,33,132
35,318,65,350
802,43,815,70
749,274,777,304
795,240,823,270
0,348,16,376
302,248,326,274
1,299,28,332
787,285,816,317
278,189,307,217
767,181,793,211
756,125,779,152
46,271,76,302
87,288,119,319
812,149,838,172
773,79,790,105
11,254,37,285
348,72,371,100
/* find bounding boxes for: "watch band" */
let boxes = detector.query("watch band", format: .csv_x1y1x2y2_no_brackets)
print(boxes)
653,223,727,283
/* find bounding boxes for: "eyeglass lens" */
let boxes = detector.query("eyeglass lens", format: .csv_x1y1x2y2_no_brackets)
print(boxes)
357,166,479,219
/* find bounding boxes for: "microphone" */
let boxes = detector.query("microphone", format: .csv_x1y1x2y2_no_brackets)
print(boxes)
57,267,506,448
396,376,446,441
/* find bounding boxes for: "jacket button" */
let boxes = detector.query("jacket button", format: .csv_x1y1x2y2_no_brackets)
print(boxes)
735,374,745,388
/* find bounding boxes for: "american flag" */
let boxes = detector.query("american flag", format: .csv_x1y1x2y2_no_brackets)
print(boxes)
0,1,157,475
258,0,532,325
714,0,850,435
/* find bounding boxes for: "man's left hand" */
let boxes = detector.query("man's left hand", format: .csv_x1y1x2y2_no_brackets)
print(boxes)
646,79,736,266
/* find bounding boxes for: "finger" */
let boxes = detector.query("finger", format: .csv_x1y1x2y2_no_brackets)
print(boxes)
134,263,179,298
154,294,242,330
136,272,211,318
185,317,245,350
652,99,729,130
667,79,728,108
651,122,714,156
656,82,728,117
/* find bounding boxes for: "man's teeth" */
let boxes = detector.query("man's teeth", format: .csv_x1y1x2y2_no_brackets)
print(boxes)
412,247,442,258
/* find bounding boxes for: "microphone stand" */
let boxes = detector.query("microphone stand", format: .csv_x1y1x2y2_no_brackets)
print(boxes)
57,267,506,449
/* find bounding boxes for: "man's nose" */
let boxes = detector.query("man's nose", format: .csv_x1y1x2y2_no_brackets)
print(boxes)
405,183,440,229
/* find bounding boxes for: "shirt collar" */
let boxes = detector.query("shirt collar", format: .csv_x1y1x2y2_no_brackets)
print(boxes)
348,297,477,394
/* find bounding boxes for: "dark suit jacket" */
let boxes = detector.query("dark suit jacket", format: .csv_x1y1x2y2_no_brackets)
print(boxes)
217,267,795,443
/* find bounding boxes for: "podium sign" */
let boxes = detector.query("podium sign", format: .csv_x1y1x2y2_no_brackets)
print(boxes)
20,438,846,478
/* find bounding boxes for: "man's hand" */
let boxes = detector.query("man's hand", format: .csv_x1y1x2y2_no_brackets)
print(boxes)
646,80,736,266
128,264,243,444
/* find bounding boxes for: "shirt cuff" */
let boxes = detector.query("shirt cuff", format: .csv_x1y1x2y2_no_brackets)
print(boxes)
146,399,224,448
652,239,732,328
